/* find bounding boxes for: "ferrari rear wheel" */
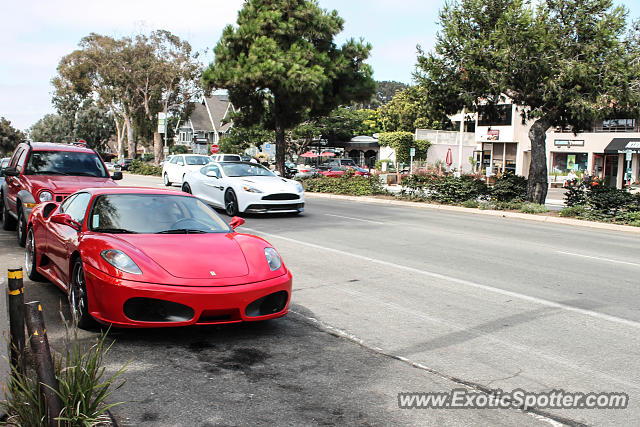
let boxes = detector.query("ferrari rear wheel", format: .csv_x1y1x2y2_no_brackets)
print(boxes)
181,183,191,194
224,189,239,216
70,258,97,330
25,228,44,281
163,173,171,186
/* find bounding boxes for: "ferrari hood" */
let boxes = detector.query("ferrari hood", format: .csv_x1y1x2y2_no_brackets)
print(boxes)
113,234,249,280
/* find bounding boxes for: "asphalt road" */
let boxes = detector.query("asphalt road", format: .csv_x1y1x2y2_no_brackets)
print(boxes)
1,173,638,426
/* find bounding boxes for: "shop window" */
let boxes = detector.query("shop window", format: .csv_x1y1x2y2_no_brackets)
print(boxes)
598,119,636,132
505,143,517,173
551,152,588,175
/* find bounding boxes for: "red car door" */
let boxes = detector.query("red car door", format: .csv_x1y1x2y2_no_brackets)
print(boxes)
46,193,92,286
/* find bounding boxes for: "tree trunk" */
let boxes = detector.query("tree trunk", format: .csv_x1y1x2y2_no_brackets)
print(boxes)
124,115,136,158
274,98,286,175
526,117,551,204
153,131,163,165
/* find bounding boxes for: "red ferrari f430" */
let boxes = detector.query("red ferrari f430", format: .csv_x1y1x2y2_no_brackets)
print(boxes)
25,187,292,329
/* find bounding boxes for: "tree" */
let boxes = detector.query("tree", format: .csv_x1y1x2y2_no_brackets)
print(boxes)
29,114,72,144
0,117,25,156
415,0,636,203
379,85,452,132
221,125,274,154
379,131,430,163
202,0,375,174
374,80,409,106
73,102,116,152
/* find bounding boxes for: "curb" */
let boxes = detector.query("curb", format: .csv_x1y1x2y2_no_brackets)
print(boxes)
304,192,640,234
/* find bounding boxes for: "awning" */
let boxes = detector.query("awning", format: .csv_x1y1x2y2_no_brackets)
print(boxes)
604,138,640,154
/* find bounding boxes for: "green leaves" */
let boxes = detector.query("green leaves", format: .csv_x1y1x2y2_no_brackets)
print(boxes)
0,117,25,155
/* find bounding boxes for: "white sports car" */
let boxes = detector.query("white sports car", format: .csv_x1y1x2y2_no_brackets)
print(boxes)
182,162,305,216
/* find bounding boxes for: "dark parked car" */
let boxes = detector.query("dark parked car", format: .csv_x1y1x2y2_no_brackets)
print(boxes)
117,158,133,170
319,158,358,170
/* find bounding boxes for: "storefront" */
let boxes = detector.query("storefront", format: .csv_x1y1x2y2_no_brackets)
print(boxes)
604,138,640,187
480,142,518,175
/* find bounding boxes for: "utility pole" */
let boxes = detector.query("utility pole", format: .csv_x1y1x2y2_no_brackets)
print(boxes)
457,107,465,177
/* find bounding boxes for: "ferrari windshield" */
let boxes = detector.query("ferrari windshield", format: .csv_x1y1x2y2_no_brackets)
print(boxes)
89,194,232,234
220,162,275,177
25,151,108,177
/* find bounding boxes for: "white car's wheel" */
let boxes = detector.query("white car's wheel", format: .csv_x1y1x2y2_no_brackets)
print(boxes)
163,173,171,186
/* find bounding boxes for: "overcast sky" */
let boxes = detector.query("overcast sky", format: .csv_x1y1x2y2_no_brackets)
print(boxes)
1,0,638,131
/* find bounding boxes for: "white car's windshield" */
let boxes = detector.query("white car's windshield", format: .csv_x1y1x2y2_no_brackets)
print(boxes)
185,156,210,166
220,162,275,177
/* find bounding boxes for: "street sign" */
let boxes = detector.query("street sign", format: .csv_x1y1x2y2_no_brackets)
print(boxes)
626,150,633,161
157,125,166,134
265,143,271,149
410,147,416,157
211,144,220,154
157,112,167,120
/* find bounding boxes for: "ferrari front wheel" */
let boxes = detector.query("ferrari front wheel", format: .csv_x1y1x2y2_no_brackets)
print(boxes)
25,228,44,281
70,258,97,330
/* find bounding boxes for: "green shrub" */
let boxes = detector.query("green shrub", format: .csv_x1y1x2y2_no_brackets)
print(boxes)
586,183,633,216
496,201,523,210
170,144,189,154
564,179,587,207
558,205,587,217
129,159,162,176
2,325,127,426
491,174,527,202
401,174,488,204
461,200,479,208
302,174,386,196
618,211,640,226
520,202,548,214
478,201,497,210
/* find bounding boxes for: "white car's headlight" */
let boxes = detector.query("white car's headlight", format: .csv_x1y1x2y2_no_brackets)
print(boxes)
38,191,53,202
295,182,304,193
101,249,142,275
243,185,263,193
264,247,282,271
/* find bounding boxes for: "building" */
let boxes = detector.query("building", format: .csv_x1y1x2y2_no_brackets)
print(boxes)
472,104,640,188
175,95,234,154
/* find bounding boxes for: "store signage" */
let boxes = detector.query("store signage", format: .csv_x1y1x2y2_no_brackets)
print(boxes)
626,150,633,161
554,140,569,146
487,129,500,141
618,141,640,154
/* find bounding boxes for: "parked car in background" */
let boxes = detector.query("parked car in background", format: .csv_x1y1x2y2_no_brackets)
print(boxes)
0,157,10,186
1,141,122,246
319,166,371,178
162,154,211,186
25,187,292,329
210,154,242,162
284,161,298,179
182,161,305,216
319,158,358,170
294,164,319,179
117,158,133,170
104,162,122,172
159,155,174,167
240,155,252,162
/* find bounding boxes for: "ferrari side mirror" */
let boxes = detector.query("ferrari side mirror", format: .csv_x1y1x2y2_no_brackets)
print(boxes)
229,216,245,230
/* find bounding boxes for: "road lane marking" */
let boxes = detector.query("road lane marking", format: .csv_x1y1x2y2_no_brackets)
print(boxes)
557,251,640,268
245,228,640,330
323,213,385,224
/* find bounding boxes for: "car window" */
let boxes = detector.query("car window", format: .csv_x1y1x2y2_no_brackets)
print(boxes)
62,192,92,223
185,156,210,165
16,148,29,171
170,156,180,164
9,147,24,168
24,151,108,177
220,162,275,177
223,155,241,161
59,194,77,213
341,159,357,166
200,164,221,176
89,194,231,234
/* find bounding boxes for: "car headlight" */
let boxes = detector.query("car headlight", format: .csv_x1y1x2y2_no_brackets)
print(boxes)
243,185,263,193
100,249,142,275
295,182,304,192
38,191,53,202
264,247,282,271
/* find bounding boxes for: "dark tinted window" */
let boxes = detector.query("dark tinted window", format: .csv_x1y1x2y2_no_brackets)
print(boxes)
89,194,231,234
477,104,513,126
24,151,107,177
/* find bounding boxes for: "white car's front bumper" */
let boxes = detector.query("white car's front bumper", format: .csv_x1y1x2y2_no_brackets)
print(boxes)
238,191,305,213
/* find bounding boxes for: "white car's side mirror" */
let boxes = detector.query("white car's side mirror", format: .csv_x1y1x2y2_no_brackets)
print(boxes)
206,171,219,178
274,170,281,176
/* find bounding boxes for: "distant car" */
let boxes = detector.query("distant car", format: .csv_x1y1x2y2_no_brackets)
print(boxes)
294,164,319,179
105,162,121,172
117,158,133,171
25,187,292,329
240,155,252,162
319,166,371,178
159,155,174,167
210,154,242,162
319,158,358,170
0,157,10,187
162,154,211,186
182,161,305,216
1,141,122,246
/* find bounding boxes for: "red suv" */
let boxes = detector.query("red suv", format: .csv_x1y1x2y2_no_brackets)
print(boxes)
1,141,122,246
